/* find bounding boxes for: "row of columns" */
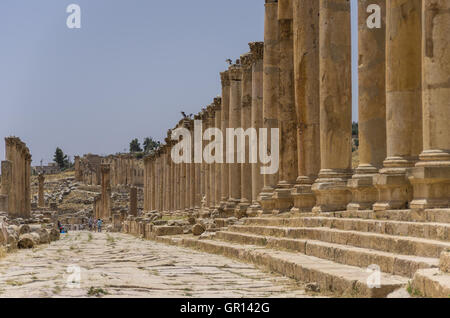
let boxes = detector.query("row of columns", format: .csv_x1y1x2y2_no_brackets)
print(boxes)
1,137,32,218
142,0,449,215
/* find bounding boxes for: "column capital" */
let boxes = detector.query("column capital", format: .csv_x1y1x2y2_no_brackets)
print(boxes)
249,42,264,62
213,97,222,112
228,64,242,81
240,52,254,70
220,71,230,87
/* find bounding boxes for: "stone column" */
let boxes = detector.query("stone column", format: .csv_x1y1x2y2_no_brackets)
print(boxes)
74,156,82,181
410,0,450,209
347,0,387,211
208,105,216,210
194,113,203,210
151,158,156,211
1,160,12,213
155,155,160,211
236,53,253,215
100,163,111,220
220,71,231,206
189,125,196,212
291,0,321,213
247,42,264,215
312,0,353,213
273,0,297,214
183,120,192,211
213,97,222,210
24,153,31,217
374,0,423,211
203,110,211,210
227,63,242,212
180,133,187,211
259,0,280,214
38,174,45,208
129,186,138,216
5,138,16,216
143,156,149,211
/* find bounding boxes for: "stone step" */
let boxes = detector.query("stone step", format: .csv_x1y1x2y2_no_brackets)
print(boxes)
228,225,450,258
411,268,450,297
159,236,407,297
243,217,450,242
319,209,450,224
215,231,438,278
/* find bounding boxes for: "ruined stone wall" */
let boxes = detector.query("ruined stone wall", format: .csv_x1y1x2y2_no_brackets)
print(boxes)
0,137,32,218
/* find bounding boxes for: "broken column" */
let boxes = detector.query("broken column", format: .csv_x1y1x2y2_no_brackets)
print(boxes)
273,0,297,214
247,42,264,215
410,0,450,209
374,0,423,211
291,0,321,213
38,174,45,208
129,186,138,216
100,163,111,220
312,0,353,212
259,0,280,214
347,0,387,211
0,160,12,212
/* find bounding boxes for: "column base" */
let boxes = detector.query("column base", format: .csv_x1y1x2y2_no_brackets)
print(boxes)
347,166,378,211
235,199,251,219
246,201,262,217
373,168,413,211
312,169,352,213
410,165,450,210
258,187,276,214
291,176,316,213
272,182,294,214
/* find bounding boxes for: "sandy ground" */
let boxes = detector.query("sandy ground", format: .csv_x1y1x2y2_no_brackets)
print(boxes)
0,231,315,298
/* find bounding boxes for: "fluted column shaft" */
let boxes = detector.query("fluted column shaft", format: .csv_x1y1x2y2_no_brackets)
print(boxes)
213,97,222,208
220,72,231,205
38,174,45,208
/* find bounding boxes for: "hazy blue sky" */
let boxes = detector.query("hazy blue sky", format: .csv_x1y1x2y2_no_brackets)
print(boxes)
0,0,358,165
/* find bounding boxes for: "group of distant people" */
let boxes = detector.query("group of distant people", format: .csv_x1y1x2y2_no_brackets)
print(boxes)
88,217,103,232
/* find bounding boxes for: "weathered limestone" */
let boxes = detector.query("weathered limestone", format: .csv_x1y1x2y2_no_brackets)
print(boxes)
272,0,297,214
410,0,450,210
129,186,138,216
312,0,353,213
74,156,82,181
347,0,387,211
374,0,423,211
291,0,321,213
2,137,32,218
259,0,280,214
227,64,242,211
247,42,264,215
100,163,111,219
237,53,253,215
220,71,231,207
207,106,216,210
38,174,45,208
213,97,222,210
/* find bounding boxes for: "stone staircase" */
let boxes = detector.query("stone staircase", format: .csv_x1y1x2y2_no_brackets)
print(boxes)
152,209,450,297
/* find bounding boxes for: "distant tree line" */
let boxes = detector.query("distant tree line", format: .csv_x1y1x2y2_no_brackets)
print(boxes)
129,137,161,159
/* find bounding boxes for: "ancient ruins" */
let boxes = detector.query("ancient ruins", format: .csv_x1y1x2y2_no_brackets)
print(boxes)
0,0,449,299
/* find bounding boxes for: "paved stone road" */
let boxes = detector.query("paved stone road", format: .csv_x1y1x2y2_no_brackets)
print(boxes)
0,232,314,298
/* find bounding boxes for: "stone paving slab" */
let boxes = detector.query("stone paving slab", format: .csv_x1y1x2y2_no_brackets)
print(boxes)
0,231,316,298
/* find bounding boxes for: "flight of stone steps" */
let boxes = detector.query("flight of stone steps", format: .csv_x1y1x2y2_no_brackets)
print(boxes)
154,209,450,298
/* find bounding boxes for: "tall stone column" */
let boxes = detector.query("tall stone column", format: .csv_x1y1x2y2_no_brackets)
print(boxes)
236,53,253,215
374,0,423,211
312,0,353,213
183,120,192,211
189,124,196,212
100,163,111,220
259,0,280,214
410,0,450,209
208,106,216,210
24,153,31,217
273,0,297,213
227,63,242,212
154,155,160,211
247,42,264,215
348,0,387,211
5,138,16,216
194,113,203,210
38,174,45,208
291,0,321,213
129,186,137,216
213,97,222,209
220,71,231,206
151,158,156,211
161,150,167,212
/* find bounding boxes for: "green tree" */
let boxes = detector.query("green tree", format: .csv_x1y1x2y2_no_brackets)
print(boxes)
53,147,68,169
129,138,142,153
143,137,161,154
352,122,359,137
